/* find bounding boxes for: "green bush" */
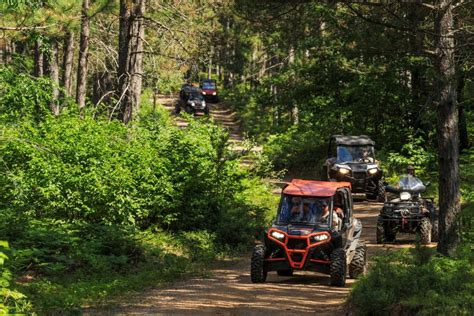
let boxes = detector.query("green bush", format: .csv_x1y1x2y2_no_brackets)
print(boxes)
0,66,73,122
349,246,474,315
264,126,327,171
0,241,30,314
0,114,244,230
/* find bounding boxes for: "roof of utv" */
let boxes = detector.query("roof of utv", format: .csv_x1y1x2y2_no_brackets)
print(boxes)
283,179,351,197
331,135,375,146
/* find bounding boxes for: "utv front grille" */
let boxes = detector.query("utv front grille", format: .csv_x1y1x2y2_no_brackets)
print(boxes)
352,171,367,179
290,253,303,263
287,238,307,250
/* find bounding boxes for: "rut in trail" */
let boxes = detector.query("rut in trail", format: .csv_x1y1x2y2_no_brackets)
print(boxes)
156,94,262,167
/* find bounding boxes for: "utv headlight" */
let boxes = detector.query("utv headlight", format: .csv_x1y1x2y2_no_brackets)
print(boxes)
368,168,378,175
270,231,285,240
311,234,329,242
339,168,350,175
400,192,412,201
191,102,195,107
212,92,217,95
202,91,207,95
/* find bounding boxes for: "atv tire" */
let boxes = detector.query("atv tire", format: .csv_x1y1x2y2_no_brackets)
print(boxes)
250,244,267,283
185,105,193,114
349,242,367,279
376,222,395,244
277,269,293,277
330,248,346,286
418,217,432,244
431,218,439,242
367,180,385,202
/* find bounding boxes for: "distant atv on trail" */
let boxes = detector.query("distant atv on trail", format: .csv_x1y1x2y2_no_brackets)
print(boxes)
251,179,367,286
322,135,384,201
200,79,219,103
377,174,438,244
176,84,209,115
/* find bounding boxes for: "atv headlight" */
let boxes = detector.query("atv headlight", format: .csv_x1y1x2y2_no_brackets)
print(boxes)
212,92,217,95
202,91,207,95
271,231,285,240
339,168,350,175
312,234,329,242
400,192,412,201
191,102,195,107
368,168,378,175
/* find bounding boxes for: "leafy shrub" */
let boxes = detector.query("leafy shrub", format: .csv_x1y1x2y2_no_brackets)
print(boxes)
349,246,474,315
0,220,143,275
264,126,327,171
385,136,437,178
0,241,30,314
0,66,73,122
178,231,217,261
0,114,244,231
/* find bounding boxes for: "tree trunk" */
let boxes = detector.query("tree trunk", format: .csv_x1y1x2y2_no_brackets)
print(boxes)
34,39,44,77
117,0,146,124
46,40,60,115
118,0,131,82
76,0,90,111
435,0,461,256
3,40,12,64
62,31,75,97
457,73,469,150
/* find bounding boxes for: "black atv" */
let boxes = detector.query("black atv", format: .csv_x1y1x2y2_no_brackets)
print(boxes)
377,175,438,244
251,179,367,287
176,84,209,115
322,135,384,201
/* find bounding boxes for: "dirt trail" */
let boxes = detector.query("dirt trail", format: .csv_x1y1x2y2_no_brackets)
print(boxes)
92,200,432,315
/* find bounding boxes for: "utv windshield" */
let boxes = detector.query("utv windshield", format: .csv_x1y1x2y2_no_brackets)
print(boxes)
397,175,426,192
277,195,332,226
201,81,216,89
190,92,204,100
336,145,374,163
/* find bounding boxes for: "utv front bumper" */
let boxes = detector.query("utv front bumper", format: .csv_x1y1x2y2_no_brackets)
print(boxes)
264,229,332,272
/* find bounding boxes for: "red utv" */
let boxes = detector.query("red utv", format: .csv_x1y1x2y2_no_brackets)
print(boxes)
200,79,218,103
250,179,366,286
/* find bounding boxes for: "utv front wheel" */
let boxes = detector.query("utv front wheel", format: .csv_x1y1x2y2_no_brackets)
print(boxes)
277,269,293,277
250,244,267,283
330,248,346,286
418,217,432,244
349,242,367,279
